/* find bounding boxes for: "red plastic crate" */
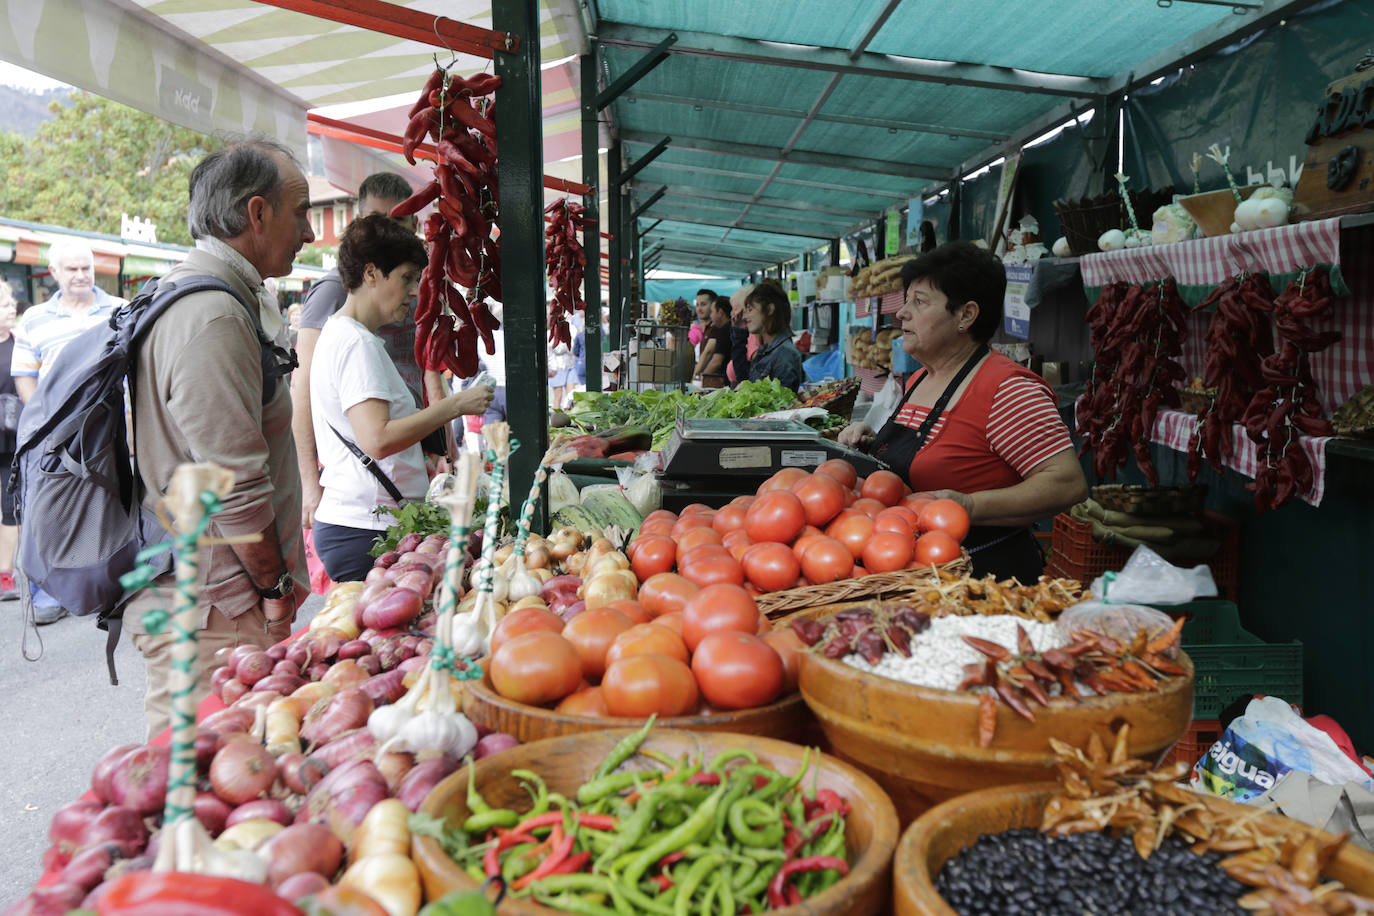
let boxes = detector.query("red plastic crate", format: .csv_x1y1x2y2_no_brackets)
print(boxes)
1160,719,1223,769
1050,512,1238,600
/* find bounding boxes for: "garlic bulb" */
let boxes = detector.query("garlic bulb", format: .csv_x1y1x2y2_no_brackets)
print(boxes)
1098,229,1126,251
398,707,477,760
450,611,486,657
368,693,417,745
1051,236,1071,257
1252,197,1289,228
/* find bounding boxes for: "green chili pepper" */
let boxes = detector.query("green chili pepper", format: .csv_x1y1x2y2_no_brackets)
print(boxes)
657,800,688,828
464,863,486,885
700,872,724,916
511,769,550,817
718,865,735,916
576,769,645,805
727,797,785,848
777,746,811,796
592,715,657,780
500,842,540,884
612,879,673,916
730,856,759,892
531,892,620,916
622,786,726,888
462,761,519,833
640,747,678,769
528,874,616,896
673,853,726,916
707,748,757,773
711,772,754,842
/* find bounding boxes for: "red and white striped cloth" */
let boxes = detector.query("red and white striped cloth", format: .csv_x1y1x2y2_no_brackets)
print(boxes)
1151,408,1330,506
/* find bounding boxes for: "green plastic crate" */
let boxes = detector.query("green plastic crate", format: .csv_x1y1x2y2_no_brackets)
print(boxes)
1163,601,1304,720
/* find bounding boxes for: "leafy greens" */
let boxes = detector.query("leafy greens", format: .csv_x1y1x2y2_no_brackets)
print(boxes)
567,379,798,449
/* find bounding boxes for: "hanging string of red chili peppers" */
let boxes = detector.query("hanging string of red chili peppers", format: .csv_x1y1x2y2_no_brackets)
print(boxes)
544,197,589,348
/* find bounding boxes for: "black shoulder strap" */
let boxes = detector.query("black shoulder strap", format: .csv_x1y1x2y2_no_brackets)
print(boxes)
327,424,405,503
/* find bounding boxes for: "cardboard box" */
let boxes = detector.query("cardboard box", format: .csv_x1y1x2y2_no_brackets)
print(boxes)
635,346,678,383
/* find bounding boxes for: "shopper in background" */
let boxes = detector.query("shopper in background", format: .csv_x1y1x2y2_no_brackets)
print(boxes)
689,288,716,355
744,280,804,393
11,238,127,624
125,140,313,737
725,283,757,388
311,215,493,582
548,329,576,410
838,241,1087,581
693,295,732,388
0,285,20,600
292,172,448,529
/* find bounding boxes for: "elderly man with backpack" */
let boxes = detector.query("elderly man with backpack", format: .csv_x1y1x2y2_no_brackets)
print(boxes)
122,141,313,736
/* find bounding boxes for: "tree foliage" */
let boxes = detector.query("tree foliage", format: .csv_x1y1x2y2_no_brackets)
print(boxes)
0,91,220,247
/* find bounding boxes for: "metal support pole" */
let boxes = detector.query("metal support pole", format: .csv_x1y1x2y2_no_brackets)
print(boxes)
631,185,668,220
830,238,841,266
580,46,602,392
617,136,671,186
595,32,678,111
607,140,623,351
494,0,547,532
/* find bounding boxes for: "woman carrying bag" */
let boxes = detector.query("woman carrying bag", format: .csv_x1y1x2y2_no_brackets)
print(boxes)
310,215,492,580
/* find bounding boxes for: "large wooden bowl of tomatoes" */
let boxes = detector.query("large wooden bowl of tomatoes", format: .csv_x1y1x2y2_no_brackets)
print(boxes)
462,574,818,745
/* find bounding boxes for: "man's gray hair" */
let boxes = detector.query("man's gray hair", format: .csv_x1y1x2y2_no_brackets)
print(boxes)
47,237,95,270
187,139,302,241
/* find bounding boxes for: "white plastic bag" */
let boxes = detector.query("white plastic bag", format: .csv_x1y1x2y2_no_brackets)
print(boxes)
548,466,580,515
863,373,904,429
1192,696,1374,802
1088,544,1218,606
614,464,662,517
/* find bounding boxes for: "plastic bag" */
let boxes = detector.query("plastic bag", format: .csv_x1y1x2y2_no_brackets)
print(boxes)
863,373,904,429
548,467,580,515
1055,602,1178,657
1088,544,1218,606
803,348,844,383
614,464,662,517
1192,696,1374,802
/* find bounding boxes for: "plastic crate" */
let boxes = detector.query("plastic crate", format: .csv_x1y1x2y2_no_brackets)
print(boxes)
1049,512,1239,601
1160,719,1223,769
1172,602,1303,720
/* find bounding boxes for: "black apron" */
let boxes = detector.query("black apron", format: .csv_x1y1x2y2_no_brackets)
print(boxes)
870,346,1045,583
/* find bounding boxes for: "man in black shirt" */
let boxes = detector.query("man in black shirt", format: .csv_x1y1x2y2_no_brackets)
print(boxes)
693,296,732,388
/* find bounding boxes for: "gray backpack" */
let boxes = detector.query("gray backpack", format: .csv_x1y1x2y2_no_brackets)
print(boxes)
12,275,295,681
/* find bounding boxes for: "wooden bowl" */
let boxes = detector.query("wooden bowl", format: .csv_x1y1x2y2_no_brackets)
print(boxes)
1176,185,1266,237
798,629,1193,825
893,781,1374,915
463,670,817,744
414,729,900,915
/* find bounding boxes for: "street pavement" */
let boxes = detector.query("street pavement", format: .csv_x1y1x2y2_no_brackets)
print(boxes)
0,593,322,908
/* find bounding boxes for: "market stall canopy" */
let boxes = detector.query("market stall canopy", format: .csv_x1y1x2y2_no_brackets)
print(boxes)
578,0,1329,276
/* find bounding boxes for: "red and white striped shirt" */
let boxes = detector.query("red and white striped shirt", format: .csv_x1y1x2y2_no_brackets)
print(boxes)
890,353,1072,493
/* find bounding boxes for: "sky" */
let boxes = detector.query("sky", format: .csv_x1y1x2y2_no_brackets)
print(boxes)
0,61,70,91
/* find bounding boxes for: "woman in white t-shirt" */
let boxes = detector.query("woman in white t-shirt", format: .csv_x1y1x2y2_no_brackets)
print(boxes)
311,215,493,580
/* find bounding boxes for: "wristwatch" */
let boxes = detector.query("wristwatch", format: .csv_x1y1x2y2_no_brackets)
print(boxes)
256,571,295,601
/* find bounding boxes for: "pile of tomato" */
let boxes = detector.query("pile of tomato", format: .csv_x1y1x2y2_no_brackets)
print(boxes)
486,575,803,719
627,459,970,596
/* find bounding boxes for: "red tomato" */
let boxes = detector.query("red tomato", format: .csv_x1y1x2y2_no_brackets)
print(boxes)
671,514,716,538
562,607,634,680
643,509,678,527
744,490,806,545
861,469,909,507
490,606,564,656
793,473,847,528
914,530,963,566
756,614,773,634
639,518,674,537
876,505,920,532
792,533,826,562
651,611,684,636
760,468,808,493
815,459,858,490
679,543,729,568
629,535,676,580
691,632,785,710
851,497,888,518
606,599,651,625
722,529,754,562
741,542,801,592
679,551,745,589
601,654,699,718
827,513,876,561
607,623,689,666
638,573,698,618
917,498,971,543
675,526,724,564
762,627,805,692
842,487,857,508
862,530,915,573
711,504,748,535
680,503,716,516
490,631,583,706
799,537,854,584
729,495,755,509
901,494,934,515
681,583,760,652
556,686,610,717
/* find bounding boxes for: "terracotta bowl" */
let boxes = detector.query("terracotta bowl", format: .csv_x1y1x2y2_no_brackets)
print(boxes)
463,670,817,744
893,781,1374,915
795,609,1193,825
414,729,900,916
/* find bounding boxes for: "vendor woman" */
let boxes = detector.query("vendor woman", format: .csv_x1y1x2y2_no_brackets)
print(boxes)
838,241,1087,581
744,280,805,393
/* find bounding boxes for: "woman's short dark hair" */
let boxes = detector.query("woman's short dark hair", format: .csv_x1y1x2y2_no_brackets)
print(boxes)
747,279,791,336
900,241,1005,343
337,214,428,291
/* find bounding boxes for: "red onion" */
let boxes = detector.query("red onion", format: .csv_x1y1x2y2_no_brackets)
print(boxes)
266,642,289,662
90,744,139,804
361,587,422,630
310,632,343,660
392,570,431,596
300,687,373,748
284,640,312,670
193,731,220,773
416,613,437,636
221,678,248,705
376,751,414,794
542,575,583,599
272,659,301,678
337,639,371,660
109,745,168,816
42,844,67,873
359,668,406,705
9,883,86,916
302,760,388,841
415,540,444,555
557,600,587,622
374,550,401,569
227,643,259,670
398,655,427,674
363,565,389,587
416,637,434,655
306,662,331,681
60,843,120,892
49,799,103,857
210,665,235,696
374,641,402,672
475,733,520,760
396,757,460,812
474,721,493,739
235,650,274,686
78,805,148,858
276,871,331,899
226,798,293,828
253,673,305,694
193,792,233,836
209,740,277,805
201,706,254,735
279,753,329,795
395,532,423,554
356,654,382,676
308,728,376,769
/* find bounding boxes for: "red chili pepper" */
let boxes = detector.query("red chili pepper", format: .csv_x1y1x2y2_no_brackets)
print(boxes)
512,824,574,890
765,856,850,909
549,850,592,876
95,872,305,916
484,829,538,878
391,181,439,217
685,771,721,786
515,811,617,833
650,874,674,892
659,850,688,868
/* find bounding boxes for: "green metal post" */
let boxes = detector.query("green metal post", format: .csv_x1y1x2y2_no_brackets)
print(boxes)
580,45,602,392
493,0,547,532
607,140,623,351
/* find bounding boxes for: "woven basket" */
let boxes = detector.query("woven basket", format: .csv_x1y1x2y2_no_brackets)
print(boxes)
1053,187,1175,256
756,553,972,618
1178,387,1216,415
